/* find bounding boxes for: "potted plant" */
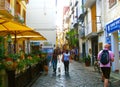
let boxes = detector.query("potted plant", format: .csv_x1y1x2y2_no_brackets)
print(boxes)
84,55,91,66
4,53,20,71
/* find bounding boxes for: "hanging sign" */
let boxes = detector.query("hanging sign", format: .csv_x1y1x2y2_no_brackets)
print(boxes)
106,17,120,33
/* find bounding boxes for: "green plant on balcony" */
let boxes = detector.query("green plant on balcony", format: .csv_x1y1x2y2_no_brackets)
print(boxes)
66,29,79,48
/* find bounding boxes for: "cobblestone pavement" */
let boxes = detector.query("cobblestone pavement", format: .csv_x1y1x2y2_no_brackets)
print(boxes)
31,56,120,87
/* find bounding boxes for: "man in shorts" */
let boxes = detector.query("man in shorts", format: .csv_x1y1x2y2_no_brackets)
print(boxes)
97,44,114,87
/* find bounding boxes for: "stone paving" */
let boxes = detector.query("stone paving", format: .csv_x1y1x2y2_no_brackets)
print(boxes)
30,56,120,87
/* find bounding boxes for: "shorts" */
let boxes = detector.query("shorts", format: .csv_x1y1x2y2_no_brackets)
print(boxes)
101,67,111,79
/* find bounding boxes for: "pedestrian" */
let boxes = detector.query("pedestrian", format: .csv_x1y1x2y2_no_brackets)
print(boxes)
74,47,78,61
62,49,71,73
97,44,114,87
51,48,59,73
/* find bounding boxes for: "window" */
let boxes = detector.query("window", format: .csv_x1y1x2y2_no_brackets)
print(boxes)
109,0,117,8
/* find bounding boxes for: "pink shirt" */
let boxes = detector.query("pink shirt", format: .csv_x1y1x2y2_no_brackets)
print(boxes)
97,49,114,67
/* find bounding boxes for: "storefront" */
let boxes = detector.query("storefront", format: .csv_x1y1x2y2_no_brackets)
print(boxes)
106,17,120,72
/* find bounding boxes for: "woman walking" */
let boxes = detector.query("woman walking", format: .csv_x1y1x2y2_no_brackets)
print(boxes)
62,50,71,73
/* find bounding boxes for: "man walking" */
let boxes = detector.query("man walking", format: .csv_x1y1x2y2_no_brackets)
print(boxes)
51,47,59,73
97,44,114,87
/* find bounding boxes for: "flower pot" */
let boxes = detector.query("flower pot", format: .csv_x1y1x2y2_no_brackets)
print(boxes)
85,61,90,66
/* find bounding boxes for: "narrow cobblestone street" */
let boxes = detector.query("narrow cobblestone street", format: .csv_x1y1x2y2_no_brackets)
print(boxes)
30,55,119,87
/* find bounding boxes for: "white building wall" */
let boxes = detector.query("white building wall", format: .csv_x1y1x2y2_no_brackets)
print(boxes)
85,8,92,36
105,0,120,24
111,32,119,71
96,0,102,31
26,0,57,46
105,0,120,71
77,0,82,15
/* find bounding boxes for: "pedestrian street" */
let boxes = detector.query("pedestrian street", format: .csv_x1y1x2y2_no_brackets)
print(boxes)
30,55,119,87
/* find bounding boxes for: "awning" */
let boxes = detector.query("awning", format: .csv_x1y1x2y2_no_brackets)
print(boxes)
0,17,47,53
0,17,32,31
13,36,47,41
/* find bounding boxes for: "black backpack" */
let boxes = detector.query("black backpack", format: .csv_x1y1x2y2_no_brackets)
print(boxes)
100,50,110,65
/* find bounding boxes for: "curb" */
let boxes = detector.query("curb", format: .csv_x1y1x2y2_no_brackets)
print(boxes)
110,72,120,86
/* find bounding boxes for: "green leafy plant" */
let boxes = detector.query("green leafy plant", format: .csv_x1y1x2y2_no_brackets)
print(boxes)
8,53,20,61
84,54,91,66
66,29,79,48
17,60,26,70
0,36,5,60
85,55,91,62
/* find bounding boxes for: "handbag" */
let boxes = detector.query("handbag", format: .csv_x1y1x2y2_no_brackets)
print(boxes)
61,55,64,62
49,61,52,67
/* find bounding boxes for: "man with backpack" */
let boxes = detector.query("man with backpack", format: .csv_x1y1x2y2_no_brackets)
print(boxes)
97,44,114,87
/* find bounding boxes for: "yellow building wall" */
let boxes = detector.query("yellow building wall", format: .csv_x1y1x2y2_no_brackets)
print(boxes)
91,4,96,32
15,0,26,17
10,0,14,8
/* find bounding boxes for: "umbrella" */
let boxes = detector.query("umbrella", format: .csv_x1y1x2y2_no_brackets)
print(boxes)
12,36,47,54
0,17,46,53
14,36,47,41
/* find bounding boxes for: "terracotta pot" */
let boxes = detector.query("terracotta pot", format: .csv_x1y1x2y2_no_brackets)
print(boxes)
85,61,90,66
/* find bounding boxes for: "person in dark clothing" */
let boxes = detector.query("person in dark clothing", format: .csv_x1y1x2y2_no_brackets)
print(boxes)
51,48,59,73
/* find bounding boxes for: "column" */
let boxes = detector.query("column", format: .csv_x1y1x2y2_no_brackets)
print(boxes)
111,32,119,72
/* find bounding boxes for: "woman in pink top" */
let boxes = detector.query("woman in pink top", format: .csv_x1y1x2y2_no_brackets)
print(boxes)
97,44,114,87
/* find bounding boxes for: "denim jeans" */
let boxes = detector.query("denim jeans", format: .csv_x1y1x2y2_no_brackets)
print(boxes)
52,59,57,72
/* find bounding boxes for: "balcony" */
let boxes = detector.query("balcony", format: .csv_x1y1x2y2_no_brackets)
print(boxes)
14,13,24,24
84,0,96,8
85,20,98,38
0,0,13,18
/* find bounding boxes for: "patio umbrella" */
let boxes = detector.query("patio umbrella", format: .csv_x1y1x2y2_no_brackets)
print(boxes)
12,36,47,54
0,17,45,53
14,36,47,41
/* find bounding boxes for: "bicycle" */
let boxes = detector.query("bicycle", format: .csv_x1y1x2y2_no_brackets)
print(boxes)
94,60,101,73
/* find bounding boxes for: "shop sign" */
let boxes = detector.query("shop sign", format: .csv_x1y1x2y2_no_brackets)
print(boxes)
31,42,40,46
106,17,120,33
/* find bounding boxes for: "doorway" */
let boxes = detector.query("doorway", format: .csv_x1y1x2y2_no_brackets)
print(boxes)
91,36,98,65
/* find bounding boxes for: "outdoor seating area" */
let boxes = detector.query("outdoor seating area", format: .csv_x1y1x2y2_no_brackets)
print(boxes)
0,17,47,87
0,52,47,87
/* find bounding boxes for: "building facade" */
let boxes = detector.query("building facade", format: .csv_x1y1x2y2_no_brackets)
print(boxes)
104,0,120,72
0,0,29,53
26,0,57,48
63,0,120,72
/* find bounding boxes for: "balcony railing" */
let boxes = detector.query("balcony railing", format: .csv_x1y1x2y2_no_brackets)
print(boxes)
14,13,24,24
85,20,99,38
0,0,9,10
0,0,13,18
